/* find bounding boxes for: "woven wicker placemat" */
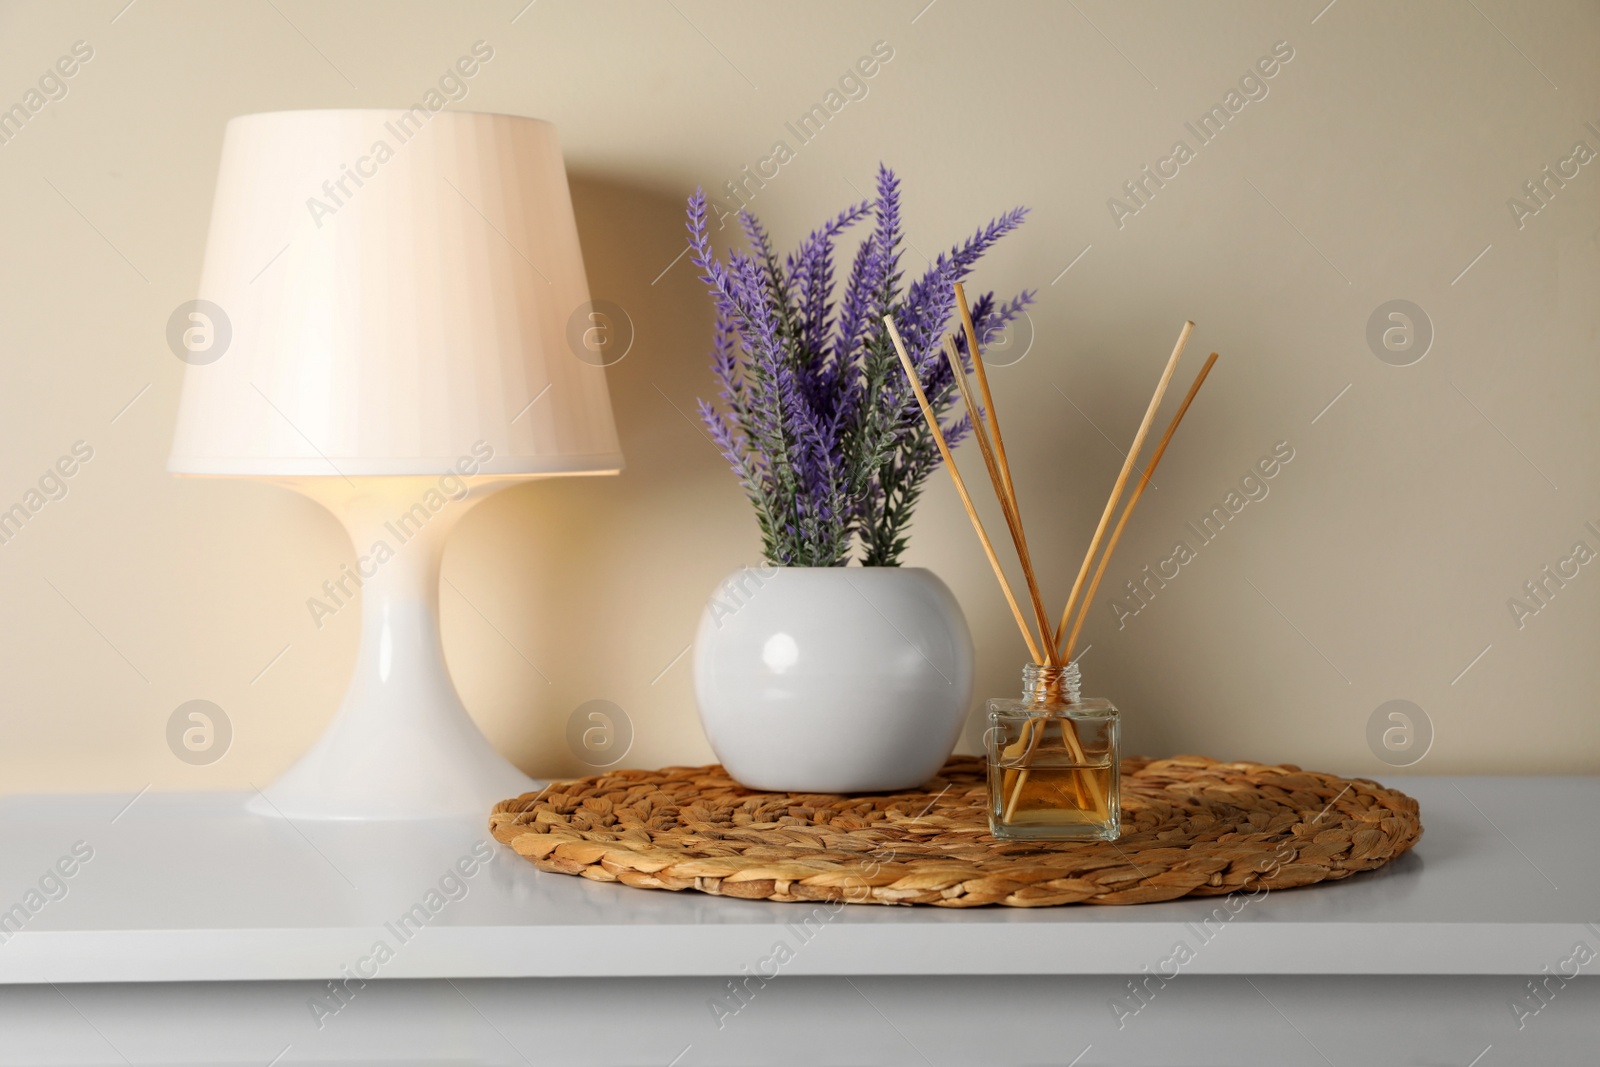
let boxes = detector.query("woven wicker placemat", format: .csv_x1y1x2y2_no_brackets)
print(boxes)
488,755,1422,907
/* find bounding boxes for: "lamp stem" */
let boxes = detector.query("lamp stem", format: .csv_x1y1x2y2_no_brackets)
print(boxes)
248,477,536,821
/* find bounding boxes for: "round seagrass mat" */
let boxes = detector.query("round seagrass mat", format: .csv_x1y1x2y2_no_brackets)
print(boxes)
488,756,1422,907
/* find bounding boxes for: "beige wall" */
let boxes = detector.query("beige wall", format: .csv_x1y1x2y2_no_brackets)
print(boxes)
0,0,1595,796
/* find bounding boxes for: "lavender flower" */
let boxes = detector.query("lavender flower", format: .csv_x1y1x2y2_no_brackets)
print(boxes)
689,165,1032,566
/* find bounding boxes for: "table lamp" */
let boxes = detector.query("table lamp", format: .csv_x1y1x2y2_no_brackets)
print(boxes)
169,110,623,820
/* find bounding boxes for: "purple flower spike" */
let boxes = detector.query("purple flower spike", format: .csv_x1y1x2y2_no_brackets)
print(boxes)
688,168,1030,566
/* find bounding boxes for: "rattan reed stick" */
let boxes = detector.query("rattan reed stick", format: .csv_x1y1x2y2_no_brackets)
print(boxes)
1063,352,1219,662
941,334,1056,665
1051,321,1195,658
954,283,1019,514
950,287,1051,663
940,314,1095,816
884,316,1045,665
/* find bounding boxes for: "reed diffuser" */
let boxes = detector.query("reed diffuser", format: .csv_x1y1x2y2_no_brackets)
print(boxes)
885,290,1217,840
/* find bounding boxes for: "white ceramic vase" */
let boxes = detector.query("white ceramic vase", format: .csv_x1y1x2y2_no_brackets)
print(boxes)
693,567,975,793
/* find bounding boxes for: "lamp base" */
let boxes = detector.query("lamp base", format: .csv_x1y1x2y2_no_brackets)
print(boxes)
249,476,538,821
245,692,538,822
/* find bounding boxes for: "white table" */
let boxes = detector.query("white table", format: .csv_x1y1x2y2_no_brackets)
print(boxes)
0,777,1594,1065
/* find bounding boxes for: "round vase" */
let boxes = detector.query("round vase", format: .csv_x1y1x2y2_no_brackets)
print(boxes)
692,566,975,793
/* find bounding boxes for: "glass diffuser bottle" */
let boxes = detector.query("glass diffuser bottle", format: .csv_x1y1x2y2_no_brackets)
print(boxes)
986,661,1120,840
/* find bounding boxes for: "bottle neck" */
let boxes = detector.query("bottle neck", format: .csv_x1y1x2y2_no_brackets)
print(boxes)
1022,661,1081,706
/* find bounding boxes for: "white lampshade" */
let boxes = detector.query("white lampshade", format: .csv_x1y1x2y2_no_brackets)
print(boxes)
169,109,623,476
